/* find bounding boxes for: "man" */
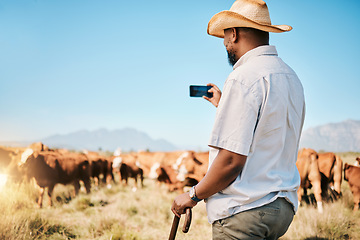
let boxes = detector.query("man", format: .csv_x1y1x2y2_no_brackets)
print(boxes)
171,0,305,239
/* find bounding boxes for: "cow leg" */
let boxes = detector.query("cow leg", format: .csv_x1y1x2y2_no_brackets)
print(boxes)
311,180,323,213
125,171,130,186
320,174,329,202
140,171,144,188
352,187,360,212
130,175,137,192
73,180,80,197
94,177,99,187
333,157,343,196
102,174,107,184
38,187,45,208
118,172,122,184
134,174,138,186
111,172,116,183
329,187,340,202
106,172,115,184
119,171,128,186
124,175,128,185
83,179,91,194
308,162,323,213
135,169,144,188
297,186,308,206
47,185,55,207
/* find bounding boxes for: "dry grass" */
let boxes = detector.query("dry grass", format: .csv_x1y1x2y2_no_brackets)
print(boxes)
0,178,211,240
282,197,360,240
0,152,359,239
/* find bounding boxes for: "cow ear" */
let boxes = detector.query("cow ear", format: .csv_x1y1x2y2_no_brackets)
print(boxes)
33,152,39,158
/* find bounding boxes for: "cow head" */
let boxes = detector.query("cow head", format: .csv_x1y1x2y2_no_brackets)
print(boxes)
173,151,202,182
149,162,161,179
172,152,189,170
18,149,44,180
112,157,123,170
18,148,36,166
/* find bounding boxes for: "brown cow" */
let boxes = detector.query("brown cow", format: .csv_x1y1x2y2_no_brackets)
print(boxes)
112,155,144,189
85,151,110,187
119,162,144,189
20,149,91,207
150,163,184,192
344,163,360,211
318,152,343,201
184,151,208,182
148,163,186,192
62,151,92,193
128,151,184,176
147,151,209,192
122,150,202,177
296,148,323,213
118,150,208,192
105,157,115,186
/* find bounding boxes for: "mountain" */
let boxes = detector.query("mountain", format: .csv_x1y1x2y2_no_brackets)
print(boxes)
39,128,178,152
299,119,360,152
2,120,359,153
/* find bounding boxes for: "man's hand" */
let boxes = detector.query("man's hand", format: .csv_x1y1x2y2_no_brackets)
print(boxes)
171,192,197,218
203,83,221,107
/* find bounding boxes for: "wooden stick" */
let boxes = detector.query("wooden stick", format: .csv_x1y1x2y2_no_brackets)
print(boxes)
168,208,192,240
168,215,180,240
182,208,192,233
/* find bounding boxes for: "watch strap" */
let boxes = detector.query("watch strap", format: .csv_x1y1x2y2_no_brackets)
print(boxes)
190,186,202,202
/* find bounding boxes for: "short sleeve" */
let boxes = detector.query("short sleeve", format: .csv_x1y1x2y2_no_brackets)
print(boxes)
208,78,260,156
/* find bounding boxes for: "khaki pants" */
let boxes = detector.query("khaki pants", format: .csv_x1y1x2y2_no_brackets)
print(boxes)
212,197,294,240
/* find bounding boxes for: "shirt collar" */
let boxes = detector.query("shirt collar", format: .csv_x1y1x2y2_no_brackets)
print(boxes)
233,45,278,70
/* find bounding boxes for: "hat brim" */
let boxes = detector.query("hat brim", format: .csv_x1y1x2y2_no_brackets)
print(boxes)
207,11,292,38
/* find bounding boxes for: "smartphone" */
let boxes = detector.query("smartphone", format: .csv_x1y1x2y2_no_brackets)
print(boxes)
189,85,213,98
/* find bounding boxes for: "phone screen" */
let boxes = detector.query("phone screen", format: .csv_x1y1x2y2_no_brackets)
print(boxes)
189,85,213,98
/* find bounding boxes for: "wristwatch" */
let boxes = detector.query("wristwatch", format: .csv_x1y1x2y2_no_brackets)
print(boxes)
189,186,202,202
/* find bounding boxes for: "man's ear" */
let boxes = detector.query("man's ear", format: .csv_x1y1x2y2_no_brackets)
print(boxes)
232,27,240,43
224,28,239,45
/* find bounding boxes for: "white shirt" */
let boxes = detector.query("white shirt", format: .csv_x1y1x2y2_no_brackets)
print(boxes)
206,45,305,224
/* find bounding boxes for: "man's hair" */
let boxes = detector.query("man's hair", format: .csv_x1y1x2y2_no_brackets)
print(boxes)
235,27,269,44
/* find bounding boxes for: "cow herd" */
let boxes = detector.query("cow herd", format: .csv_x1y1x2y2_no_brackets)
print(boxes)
297,148,360,212
0,143,209,208
0,143,359,213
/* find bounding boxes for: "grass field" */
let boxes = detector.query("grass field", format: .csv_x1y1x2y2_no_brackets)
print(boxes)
0,152,359,240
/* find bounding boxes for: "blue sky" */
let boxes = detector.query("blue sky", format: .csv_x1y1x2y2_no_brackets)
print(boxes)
0,0,359,149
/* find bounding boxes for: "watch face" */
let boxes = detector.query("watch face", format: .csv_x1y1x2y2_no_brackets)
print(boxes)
189,187,195,198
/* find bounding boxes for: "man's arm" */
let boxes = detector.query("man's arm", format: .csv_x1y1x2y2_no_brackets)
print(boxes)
171,149,246,217
195,149,246,199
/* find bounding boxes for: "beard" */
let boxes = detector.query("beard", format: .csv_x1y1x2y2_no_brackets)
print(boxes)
227,48,238,66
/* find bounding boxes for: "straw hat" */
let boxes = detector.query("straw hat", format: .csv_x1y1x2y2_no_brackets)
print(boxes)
207,0,292,38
